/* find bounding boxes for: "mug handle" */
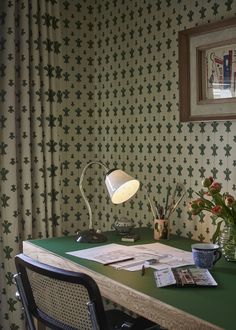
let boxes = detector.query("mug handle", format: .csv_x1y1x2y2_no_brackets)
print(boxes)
213,250,222,265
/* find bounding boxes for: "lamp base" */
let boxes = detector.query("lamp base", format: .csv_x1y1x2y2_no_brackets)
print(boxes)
76,229,107,243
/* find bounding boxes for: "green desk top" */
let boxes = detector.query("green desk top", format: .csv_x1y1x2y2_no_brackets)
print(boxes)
28,228,236,330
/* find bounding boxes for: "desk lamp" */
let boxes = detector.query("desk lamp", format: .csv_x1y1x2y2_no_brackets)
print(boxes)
77,161,140,243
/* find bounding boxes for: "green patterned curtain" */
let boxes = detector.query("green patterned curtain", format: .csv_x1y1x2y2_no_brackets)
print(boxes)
0,0,64,328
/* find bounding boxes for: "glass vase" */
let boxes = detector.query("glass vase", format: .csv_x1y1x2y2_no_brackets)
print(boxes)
219,224,236,262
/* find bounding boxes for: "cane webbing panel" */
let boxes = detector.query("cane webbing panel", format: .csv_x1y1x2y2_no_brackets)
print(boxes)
27,269,93,330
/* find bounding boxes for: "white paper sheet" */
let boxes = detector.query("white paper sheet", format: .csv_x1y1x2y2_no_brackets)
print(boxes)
66,242,194,271
67,243,134,264
132,243,194,270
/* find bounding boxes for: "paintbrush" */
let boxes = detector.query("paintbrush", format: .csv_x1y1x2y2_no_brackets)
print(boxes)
144,186,157,219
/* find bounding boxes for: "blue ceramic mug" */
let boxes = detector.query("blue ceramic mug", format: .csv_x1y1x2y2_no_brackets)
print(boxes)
191,243,222,269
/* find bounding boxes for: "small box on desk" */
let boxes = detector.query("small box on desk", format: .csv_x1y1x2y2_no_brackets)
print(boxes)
121,234,140,243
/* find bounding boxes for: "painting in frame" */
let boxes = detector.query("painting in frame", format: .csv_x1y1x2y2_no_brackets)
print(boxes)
179,17,236,122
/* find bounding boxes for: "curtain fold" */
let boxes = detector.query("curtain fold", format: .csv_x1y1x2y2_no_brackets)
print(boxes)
0,0,64,328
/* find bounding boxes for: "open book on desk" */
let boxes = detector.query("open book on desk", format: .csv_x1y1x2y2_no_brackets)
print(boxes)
66,242,194,271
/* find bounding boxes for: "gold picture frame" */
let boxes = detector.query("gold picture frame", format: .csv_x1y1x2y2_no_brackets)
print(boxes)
179,17,236,122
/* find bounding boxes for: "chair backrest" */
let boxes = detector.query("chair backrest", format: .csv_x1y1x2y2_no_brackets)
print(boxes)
15,253,109,330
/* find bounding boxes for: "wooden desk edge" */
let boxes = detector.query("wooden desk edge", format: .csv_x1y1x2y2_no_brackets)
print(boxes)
23,241,222,330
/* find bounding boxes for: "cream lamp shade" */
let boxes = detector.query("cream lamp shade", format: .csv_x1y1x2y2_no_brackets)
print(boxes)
77,161,140,243
105,169,140,204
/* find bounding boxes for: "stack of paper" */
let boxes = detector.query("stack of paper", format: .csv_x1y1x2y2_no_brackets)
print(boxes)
66,243,194,271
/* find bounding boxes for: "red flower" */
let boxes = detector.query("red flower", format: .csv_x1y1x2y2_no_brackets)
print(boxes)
202,177,214,188
211,205,222,216
188,199,205,215
190,177,236,243
189,199,204,209
209,182,222,194
224,194,235,207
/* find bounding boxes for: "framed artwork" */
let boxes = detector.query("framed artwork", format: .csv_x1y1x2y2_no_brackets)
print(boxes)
179,18,236,122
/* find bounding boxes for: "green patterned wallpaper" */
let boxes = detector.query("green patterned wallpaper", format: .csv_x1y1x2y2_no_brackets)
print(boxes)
59,1,95,235
61,0,236,243
0,1,235,327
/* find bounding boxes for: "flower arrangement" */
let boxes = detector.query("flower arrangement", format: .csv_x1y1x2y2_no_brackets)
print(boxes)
188,177,236,243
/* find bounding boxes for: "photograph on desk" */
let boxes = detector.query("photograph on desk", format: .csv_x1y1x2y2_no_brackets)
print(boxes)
154,266,218,288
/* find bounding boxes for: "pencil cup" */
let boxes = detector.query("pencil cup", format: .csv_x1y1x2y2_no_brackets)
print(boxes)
154,219,169,240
